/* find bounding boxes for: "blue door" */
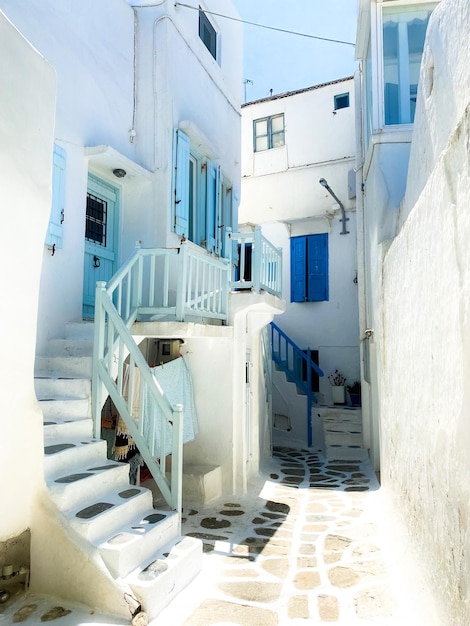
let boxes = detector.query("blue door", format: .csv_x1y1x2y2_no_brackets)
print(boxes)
82,174,118,318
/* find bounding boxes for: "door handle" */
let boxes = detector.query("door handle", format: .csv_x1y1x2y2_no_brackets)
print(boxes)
93,256,100,268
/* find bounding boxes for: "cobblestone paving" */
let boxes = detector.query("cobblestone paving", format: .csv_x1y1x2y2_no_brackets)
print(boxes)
160,446,404,625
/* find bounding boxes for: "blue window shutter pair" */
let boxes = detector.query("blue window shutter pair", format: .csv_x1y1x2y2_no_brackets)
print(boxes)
45,144,66,249
291,233,328,302
173,129,190,236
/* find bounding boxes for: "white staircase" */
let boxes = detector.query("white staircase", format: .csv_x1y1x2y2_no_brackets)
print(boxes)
35,321,202,622
318,407,367,461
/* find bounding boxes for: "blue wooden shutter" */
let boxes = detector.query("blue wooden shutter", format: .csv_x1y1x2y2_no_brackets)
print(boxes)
173,129,190,236
307,233,329,301
45,144,66,249
290,236,307,302
206,162,219,253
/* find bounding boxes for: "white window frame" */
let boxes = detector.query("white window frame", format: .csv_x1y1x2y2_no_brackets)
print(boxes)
373,0,438,132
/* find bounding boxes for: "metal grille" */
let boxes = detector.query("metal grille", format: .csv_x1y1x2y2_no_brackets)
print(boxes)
86,193,107,246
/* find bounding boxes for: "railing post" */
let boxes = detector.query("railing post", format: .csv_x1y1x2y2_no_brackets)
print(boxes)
176,244,187,321
92,281,107,440
253,226,262,293
307,347,313,447
171,404,184,531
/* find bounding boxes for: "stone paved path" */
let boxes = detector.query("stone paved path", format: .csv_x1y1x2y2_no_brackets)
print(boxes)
158,446,421,625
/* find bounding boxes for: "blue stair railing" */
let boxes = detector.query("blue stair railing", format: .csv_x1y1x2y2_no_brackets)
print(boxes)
271,321,324,447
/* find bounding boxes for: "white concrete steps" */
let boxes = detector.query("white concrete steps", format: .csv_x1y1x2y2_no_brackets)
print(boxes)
319,407,367,461
35,319,203,621
127,535,203,617
98,509,179,578
47,459,131,510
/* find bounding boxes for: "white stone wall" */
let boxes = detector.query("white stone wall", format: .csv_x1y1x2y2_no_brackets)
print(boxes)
380,0,470,622
0,10,56,538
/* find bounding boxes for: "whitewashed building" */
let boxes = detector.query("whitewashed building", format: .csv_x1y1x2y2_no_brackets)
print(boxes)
356,0,470,622
240,79,360,451
0,0,283,620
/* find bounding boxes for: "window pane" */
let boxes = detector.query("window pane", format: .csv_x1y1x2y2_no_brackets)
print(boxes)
255,119,268,136
199,9,216,59
255,136,268,151
272,132,285,148
383,5,435,125
271,115,284,132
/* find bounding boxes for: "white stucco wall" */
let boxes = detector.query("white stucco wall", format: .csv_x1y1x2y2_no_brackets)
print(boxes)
379,1,470,622
0,10,56,539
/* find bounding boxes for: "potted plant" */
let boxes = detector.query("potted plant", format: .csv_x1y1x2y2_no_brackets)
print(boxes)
347,381,361,406
328,369,346,405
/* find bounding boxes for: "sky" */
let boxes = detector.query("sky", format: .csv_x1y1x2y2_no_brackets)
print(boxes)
231,0,359,103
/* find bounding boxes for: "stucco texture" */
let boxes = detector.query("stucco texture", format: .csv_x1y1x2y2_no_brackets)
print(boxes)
380,1,470,621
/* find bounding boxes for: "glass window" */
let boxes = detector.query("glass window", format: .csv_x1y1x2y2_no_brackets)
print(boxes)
253,114,285,152
382,4,436,125
199,7,217,60
334,93,350,110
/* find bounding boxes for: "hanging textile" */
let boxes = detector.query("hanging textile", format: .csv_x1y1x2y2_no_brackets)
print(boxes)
143,355,199,458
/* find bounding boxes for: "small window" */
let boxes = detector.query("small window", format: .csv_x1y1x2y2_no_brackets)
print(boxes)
199,7,217,59
85,193,107,246
253,114,285,152
334,93,350,110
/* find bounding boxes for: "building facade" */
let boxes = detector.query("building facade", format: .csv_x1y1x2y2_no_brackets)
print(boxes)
240,78,359,448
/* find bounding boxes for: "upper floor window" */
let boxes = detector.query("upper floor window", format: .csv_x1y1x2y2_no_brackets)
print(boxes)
253,114,285,152
383,3,436,125
199,7,217,60
334,93,350,110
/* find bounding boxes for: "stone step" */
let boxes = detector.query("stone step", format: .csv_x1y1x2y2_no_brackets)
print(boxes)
43,438,107,481
182,464,222,504
47,460,131,511
323,421,363,435
326,445,368,461
127,535,203,619
35,355,93,379
65,321,95,341
324,430,363,448
98,509,179,579
44,417,93,442
35,377,91,400
39,396,91,419
43,338,94,357
67,487,154,544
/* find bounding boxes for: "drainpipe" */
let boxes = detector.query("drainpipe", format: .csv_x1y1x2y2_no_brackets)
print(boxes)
319,178,349,235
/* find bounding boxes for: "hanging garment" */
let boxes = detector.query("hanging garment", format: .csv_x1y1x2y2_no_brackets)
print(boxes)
142,356,199,458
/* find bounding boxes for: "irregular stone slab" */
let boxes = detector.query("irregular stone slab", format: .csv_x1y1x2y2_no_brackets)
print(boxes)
13,604,38,623
288,595,309,619
317,594,340,622
224,502,241,507
293,570,321,590
265,501,290,515
55,473,91,483
223,568,260,578
220,509,245,516
186,532,229,542
324,535,352,551
280,468,305,476
44,443,75,455
219,581,281,603
182,599,278,625
201,517,231,529
119,488,141,499
297,556,317,569
261,557,290,579
40,606,72,622
138,560,168,581
299,543,317,556
76,502,113,519
344,486,369,492
328,566,361,588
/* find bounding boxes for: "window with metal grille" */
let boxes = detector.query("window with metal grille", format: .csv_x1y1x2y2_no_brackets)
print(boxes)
85,193,107,246
199,7,217,59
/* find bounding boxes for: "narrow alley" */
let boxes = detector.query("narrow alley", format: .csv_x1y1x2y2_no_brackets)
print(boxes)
160,446,431,625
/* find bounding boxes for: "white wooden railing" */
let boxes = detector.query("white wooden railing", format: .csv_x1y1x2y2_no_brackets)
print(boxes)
225,226,282,297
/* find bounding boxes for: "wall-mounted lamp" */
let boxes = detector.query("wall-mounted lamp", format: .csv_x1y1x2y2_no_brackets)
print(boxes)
319,178,349,235
113,168,127,178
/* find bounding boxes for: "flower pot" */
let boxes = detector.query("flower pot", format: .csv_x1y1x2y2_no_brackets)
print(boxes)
331,385,345,405
349,392,361,407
